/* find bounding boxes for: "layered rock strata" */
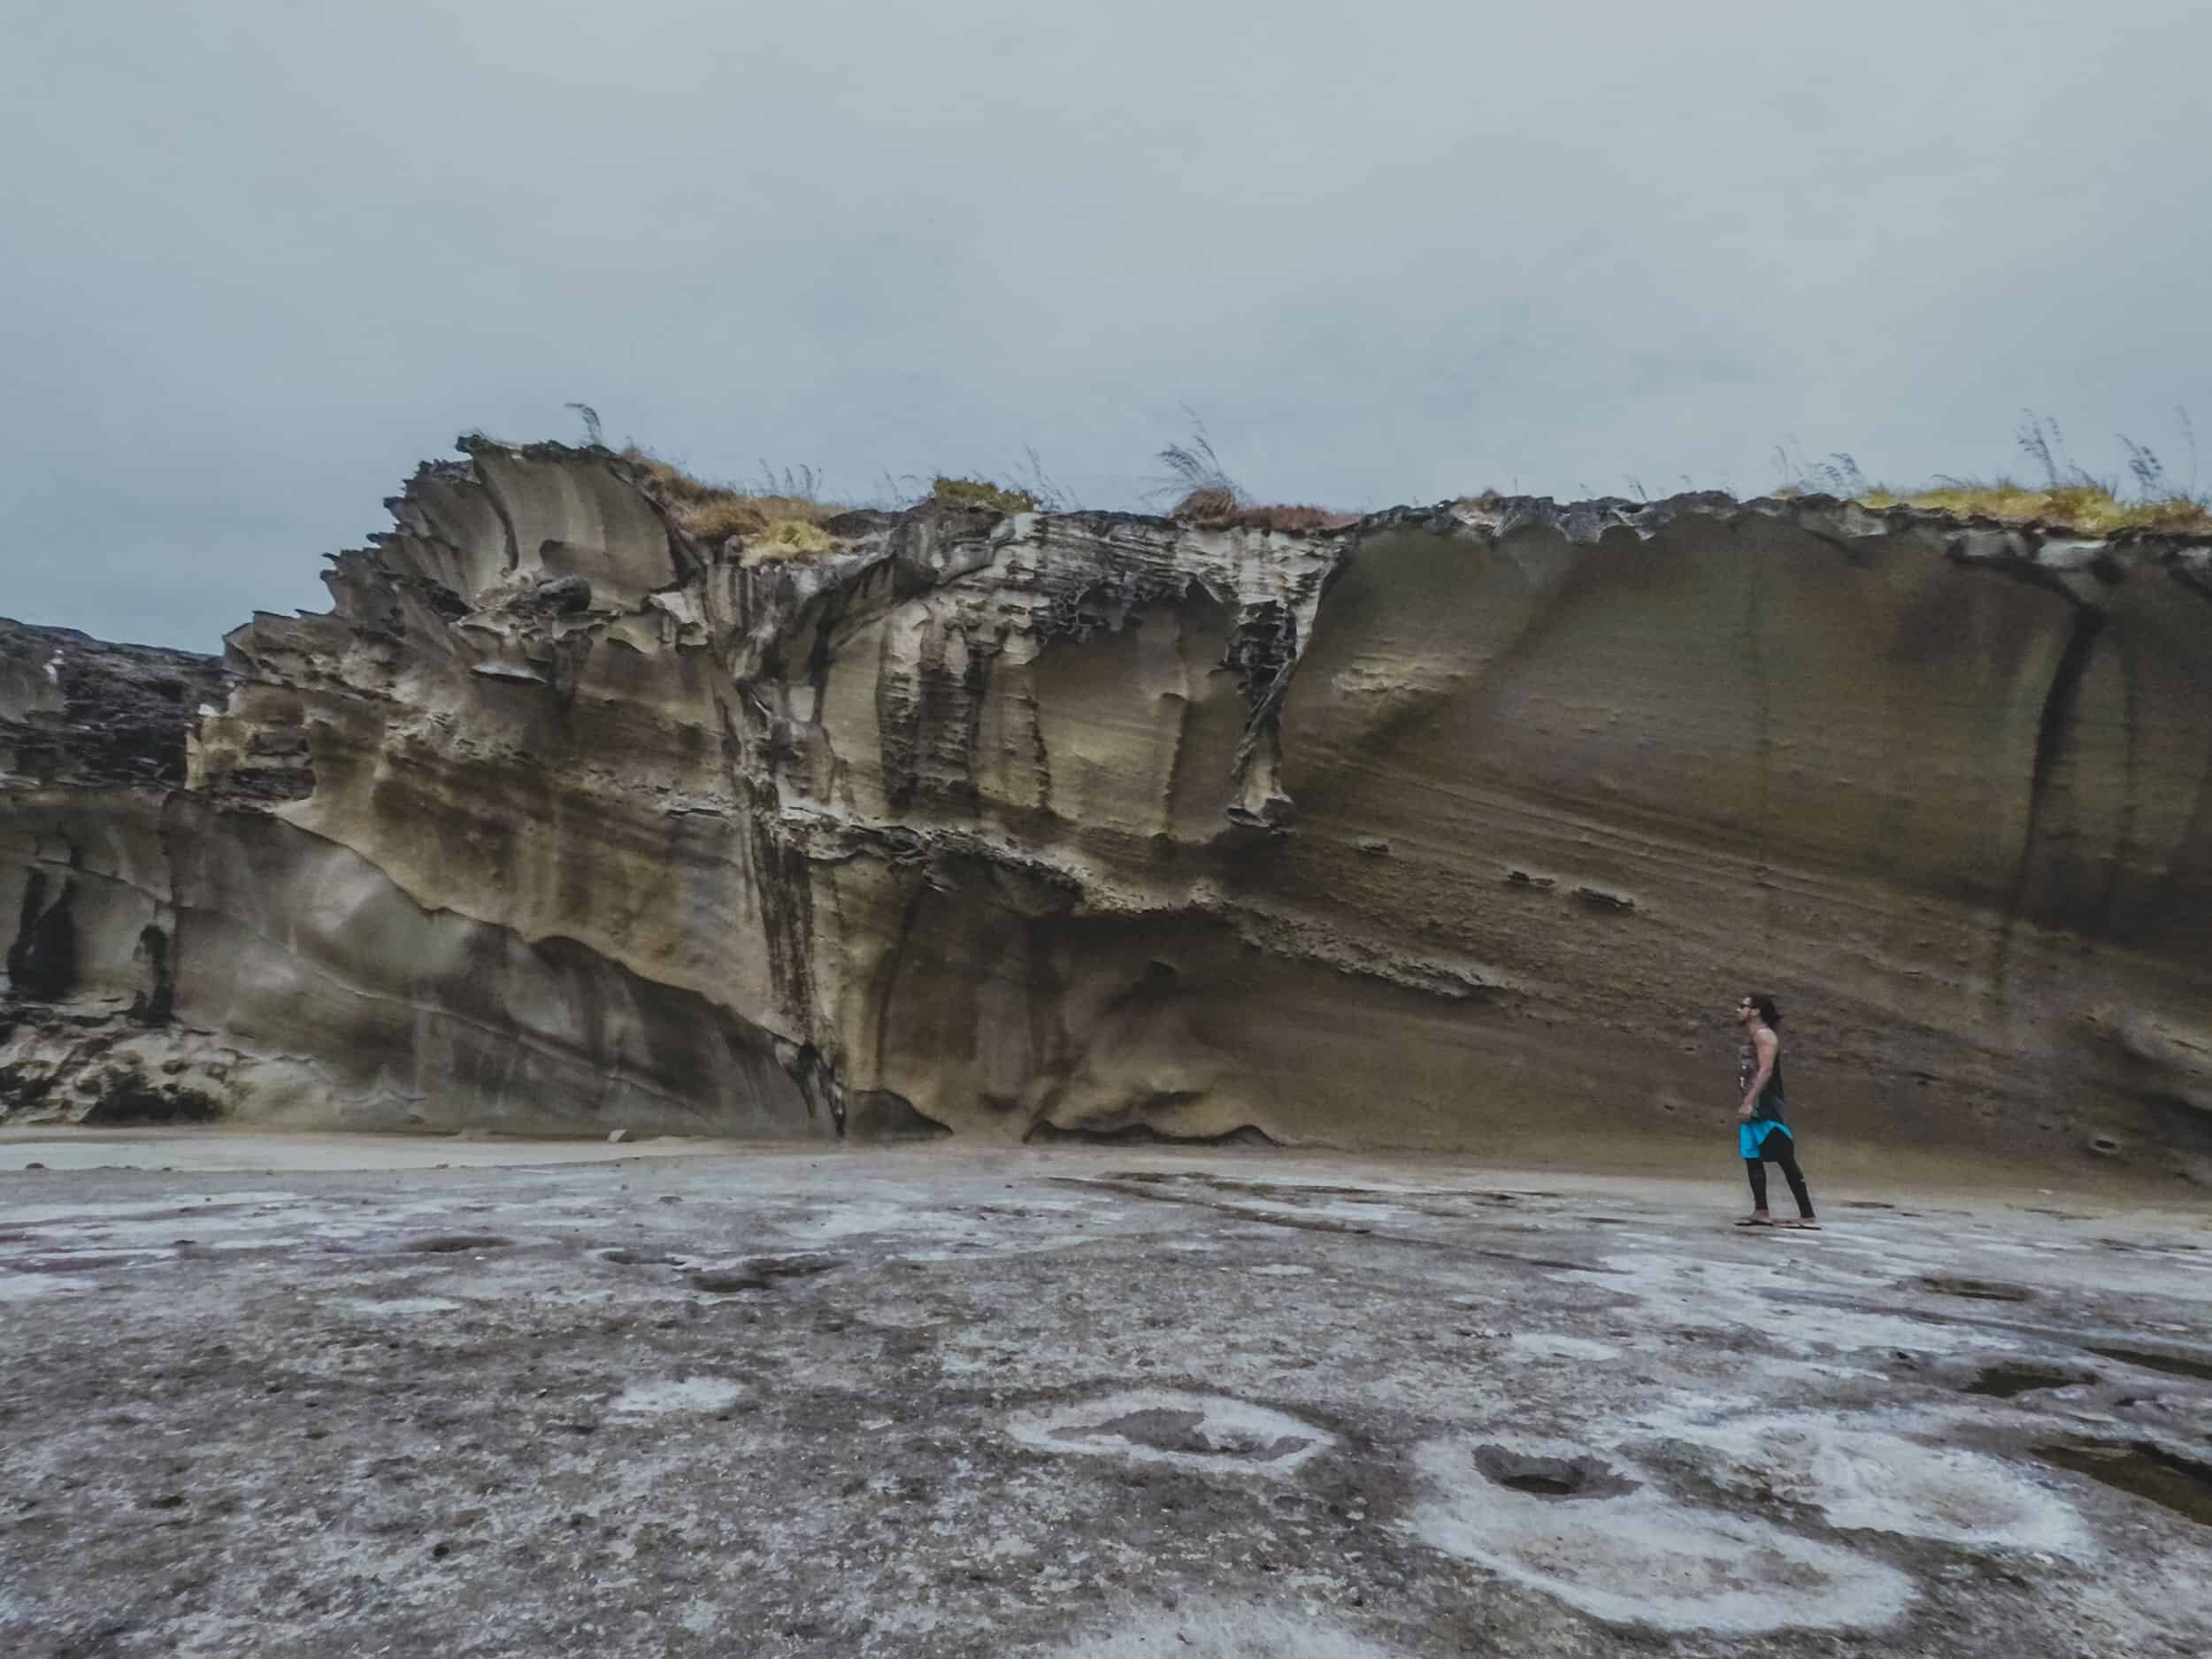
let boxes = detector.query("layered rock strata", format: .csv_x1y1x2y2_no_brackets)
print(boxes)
5,441,2211,1167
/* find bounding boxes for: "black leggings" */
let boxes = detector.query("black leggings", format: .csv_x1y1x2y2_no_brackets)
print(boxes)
1745,1129,1815,1218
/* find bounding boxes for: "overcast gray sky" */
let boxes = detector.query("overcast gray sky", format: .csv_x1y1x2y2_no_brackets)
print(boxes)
5,2,2208,649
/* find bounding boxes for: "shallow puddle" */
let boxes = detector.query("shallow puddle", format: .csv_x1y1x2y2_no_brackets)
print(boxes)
688,1253,843,1294
402,1233,512,1254
1963,1362,2088,1398
2085,1344,2212,1382
1916,1275,2032,1302
7,1253,146,1274
2038,1439,2212,1527
1468,1445,1639,1501
1008,1391,1333,1477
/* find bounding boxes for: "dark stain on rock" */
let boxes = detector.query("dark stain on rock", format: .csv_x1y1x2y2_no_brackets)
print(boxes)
739,769,819,1037
7,869,77,1001
2008,604,2106,941
784,1042,845,1137
129,926,173,1026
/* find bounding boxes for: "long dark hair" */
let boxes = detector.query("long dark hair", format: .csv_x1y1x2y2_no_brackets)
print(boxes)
1745,993,1782,1027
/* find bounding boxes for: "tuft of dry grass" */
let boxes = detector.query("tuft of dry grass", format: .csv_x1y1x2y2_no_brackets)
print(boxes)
749,518,835,558
619,448,843,549
1167,484,1240,522
1243,503,1359,534
1169,493,1356,533
1157,419,1243,524
1152,414,1353,533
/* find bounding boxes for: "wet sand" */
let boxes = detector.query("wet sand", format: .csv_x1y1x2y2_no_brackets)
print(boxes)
0,1127,741,1174
1,1120,2187,1203
2,1135,2207,1656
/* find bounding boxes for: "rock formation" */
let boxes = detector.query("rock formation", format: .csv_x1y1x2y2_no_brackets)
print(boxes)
6,439,2211,1169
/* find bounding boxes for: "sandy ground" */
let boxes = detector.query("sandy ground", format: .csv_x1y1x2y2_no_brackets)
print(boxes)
2,1137,2208,1657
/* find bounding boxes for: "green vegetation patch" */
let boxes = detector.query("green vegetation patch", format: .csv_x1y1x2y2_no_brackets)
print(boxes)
929,475,1039,514
1853,483,2212,536
1782,414,2212,536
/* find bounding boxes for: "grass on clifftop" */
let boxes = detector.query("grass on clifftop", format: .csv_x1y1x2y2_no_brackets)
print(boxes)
619,449,840,557
1156,420,1356,532
1842,482,2212,534
601,408,2212,549
929,475,1039,514
618,446,1058,553
1780,414,2212,535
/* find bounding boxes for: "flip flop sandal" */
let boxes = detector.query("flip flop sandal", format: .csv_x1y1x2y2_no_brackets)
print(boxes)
1779,1220,1823,1231
1733,1217,1775,1228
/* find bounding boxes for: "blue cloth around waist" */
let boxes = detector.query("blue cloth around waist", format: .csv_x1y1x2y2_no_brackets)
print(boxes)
1740,1118,1794,1160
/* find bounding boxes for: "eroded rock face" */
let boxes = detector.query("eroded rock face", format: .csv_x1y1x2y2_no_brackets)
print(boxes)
5,441,2211,1162
0,618,227,789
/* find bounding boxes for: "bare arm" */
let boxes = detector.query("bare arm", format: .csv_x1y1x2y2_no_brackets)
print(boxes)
1738,1027,1777,1119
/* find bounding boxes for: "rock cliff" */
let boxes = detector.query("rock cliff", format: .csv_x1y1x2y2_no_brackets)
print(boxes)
6,439,2211,1169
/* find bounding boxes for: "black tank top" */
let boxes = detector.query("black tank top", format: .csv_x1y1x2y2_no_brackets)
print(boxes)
1737,1032,1786,1122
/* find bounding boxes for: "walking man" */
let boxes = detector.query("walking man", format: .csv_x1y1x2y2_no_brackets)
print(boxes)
1734,993,1818,1230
